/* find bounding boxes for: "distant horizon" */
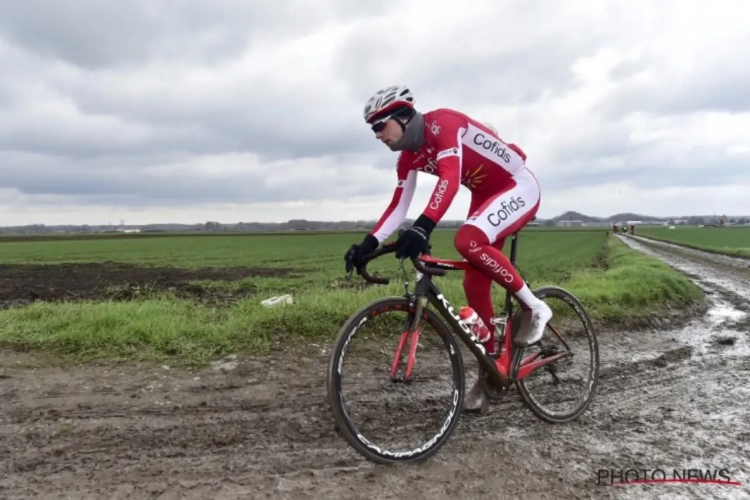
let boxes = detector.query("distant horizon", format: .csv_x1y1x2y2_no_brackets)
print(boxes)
2,210,747,229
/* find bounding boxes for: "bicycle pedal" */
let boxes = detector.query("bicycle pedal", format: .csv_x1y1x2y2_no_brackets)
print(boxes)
390,375,414,385
484,386,510,400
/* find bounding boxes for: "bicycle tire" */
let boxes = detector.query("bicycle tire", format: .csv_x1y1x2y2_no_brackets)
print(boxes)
510,286,600,423
326,296,465,465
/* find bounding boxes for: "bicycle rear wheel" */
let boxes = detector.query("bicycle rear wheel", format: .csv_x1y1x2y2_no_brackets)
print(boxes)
510,286,599,423
326,296,465,464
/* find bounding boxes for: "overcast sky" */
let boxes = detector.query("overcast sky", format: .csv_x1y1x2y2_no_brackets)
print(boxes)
1,0,748,226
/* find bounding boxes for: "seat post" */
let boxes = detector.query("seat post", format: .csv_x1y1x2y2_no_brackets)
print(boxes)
509,231,519,265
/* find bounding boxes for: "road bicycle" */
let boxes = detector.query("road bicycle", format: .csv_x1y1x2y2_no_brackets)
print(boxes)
327,226,600,465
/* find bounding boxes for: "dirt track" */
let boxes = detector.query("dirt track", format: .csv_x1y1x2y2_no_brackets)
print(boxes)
0,262,305,309
1,237,750,499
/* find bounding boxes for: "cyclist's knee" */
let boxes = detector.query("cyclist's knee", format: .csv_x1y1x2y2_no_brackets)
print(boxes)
454,224,490,258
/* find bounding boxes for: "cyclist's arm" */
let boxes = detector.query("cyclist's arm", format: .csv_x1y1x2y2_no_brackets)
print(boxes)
369,161,418,243
415,116,467,231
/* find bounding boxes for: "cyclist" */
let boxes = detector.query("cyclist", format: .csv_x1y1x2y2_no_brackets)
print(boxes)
346,85,552,411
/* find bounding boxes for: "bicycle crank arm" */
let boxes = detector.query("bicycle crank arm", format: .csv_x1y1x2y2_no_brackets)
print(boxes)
545,363,561,385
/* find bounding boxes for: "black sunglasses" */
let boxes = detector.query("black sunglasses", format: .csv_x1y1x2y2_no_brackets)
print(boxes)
370,112,397,133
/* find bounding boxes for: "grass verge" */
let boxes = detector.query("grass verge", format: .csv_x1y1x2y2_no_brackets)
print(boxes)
561,236,703,323
0,235,702,365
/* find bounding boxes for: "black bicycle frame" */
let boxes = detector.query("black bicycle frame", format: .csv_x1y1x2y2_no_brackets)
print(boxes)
410,276,507,388
352,226,532,388
406,231,526,389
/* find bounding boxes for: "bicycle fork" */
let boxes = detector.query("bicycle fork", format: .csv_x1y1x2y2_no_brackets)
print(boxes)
390,297,427,384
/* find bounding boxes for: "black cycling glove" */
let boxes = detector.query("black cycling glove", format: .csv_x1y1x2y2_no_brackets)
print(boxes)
394,214,436,260
345,234,379,273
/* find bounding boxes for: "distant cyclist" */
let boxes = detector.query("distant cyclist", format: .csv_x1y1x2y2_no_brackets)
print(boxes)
345,85,552,411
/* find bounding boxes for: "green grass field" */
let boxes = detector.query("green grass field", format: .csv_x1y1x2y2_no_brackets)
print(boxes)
0,229,702,363
636,226,750,258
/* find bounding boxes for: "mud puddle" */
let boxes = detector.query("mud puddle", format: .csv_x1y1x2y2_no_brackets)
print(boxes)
1,239,749,499
0,262,306,309
621,235,750,357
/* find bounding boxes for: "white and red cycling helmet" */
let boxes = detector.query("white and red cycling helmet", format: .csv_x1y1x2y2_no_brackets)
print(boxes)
363,85,415,124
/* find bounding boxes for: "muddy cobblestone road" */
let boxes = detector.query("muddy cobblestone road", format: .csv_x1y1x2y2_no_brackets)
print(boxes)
1,236,749,499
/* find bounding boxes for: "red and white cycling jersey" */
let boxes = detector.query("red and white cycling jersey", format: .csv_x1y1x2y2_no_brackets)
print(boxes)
370,108,531,242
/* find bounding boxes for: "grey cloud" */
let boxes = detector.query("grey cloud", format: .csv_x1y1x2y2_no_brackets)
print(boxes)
373,155,400,172
548,160,749,192
0,51,381,162
0,1,190,68
597,52,750,119
0,151,393,205
543,143,748,191
0,0,394,69
608,59,646,81
0,1,604,173
334,2,606,110
550,121,636,166
414,36,592,107
0,117,216,160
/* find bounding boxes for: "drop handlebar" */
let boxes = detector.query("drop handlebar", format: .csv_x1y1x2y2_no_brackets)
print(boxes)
349,242,447,285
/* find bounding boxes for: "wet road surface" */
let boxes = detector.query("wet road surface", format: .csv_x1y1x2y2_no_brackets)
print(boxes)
0,235,748,499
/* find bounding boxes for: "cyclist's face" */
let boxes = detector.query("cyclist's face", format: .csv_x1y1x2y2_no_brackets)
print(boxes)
373,119,403,146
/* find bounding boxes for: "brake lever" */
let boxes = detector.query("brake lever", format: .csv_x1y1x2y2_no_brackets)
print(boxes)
344,249,355,280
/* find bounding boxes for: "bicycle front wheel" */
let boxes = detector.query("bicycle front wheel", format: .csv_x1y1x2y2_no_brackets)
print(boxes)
326,296,465,465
